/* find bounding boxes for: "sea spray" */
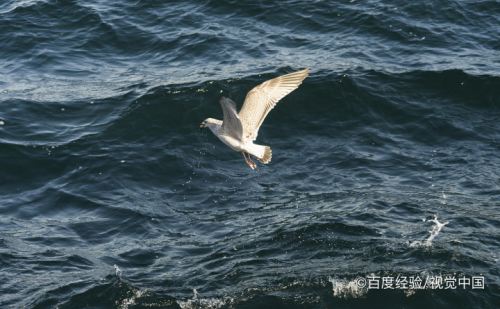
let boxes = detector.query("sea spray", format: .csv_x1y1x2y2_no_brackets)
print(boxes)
328,277,367,298
410,215,449,248
177,289,234,309
114,264,122,279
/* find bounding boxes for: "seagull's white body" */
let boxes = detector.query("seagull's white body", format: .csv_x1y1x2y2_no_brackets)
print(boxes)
201,68,309,169
204,120,245,152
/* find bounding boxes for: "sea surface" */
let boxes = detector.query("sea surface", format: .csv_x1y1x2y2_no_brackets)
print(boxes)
1,0,499,308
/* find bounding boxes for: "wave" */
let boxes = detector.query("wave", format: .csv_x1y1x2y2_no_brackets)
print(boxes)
2,1,499,308
2,68,497,147
26,271,500,308
2,0,499,102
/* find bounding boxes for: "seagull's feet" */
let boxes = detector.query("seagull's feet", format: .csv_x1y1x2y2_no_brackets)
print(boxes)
247,158,257,170
242,152,257,170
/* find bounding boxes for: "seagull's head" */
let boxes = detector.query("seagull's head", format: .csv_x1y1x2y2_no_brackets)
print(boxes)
200,118,218,129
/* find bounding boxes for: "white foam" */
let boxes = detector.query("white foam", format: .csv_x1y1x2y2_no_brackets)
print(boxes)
410,215,448,248
118,289,145,309
114,264,122,278
177,289,234,309
404,289,416,297
328,277,367,298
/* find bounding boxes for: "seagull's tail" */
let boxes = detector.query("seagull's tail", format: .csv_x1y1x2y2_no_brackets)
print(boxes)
247,144,272,164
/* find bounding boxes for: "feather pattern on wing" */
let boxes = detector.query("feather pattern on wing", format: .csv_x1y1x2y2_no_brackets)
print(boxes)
220,97,243,139
238,68,309,141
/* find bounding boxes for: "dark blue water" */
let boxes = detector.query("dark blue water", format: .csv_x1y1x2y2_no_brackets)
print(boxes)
1,1,499,308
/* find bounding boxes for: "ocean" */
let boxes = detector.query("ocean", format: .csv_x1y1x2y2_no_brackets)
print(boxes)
0,0,499,308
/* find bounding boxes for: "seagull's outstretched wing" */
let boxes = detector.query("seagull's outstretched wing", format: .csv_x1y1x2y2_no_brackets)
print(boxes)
238,68,309,141
220,97,243,139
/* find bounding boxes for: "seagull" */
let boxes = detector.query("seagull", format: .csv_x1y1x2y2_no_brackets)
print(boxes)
200,68,309,169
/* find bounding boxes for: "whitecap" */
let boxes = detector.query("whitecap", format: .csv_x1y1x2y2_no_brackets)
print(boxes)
114,264,122,279
177,289,234,309
118,289,145,309
328,277,367,298
410,215,448,248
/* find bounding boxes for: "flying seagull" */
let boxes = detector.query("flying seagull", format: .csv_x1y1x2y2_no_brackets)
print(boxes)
200,68,309,169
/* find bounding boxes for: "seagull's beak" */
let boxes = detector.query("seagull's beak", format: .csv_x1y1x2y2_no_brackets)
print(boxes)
200,122,205,128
